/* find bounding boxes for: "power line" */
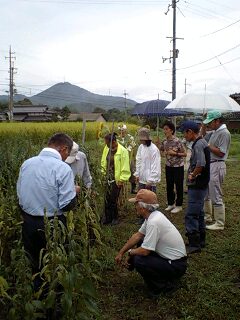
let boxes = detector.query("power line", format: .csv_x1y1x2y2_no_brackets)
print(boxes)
189,56,240,74
200,18,240,38
200,0,236,12
159,42,240,72
214,56,240,86
20,0,169,4
181,1,235,21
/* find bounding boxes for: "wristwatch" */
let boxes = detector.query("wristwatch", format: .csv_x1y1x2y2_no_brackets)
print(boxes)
128,249,132,256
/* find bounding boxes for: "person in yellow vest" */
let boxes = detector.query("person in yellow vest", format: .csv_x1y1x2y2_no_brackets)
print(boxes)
117,124,137,194
101,132,131,225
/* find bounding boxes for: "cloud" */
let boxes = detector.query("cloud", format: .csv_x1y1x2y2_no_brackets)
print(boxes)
1,0,240,102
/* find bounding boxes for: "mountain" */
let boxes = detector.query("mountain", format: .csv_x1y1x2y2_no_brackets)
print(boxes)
0,82,138,112
31,82,138,112
0,94,26,103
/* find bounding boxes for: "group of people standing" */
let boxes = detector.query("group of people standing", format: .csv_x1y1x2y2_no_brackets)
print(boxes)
17,109,231,298
113,110,231,296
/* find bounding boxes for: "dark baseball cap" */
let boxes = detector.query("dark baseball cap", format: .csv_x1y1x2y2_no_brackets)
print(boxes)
178,120,200,132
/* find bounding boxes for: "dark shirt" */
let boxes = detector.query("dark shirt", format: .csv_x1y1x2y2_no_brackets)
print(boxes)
188,138,210,189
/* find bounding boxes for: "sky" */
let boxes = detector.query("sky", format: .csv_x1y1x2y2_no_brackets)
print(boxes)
1,0,240,104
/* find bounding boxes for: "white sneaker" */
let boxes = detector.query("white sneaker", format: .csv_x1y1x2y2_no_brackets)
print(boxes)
171,206,182,214
206,223,224,231
165,205,175,211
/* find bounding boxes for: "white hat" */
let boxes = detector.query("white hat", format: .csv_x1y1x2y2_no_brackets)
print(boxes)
138,127,152,140
118,124,127,131
65,141,79,164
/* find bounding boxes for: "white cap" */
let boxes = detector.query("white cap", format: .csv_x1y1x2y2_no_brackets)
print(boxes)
65,141,79,164
118,124,127,131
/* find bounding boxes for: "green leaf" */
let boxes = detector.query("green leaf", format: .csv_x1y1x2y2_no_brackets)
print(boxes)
45,290,56,308
84,297,98,314
81,279,96,298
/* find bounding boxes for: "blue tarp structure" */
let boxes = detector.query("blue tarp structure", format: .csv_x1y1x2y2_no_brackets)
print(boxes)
131,99,186,116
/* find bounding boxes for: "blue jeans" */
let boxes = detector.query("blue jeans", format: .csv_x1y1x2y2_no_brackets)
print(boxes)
185,188,207,234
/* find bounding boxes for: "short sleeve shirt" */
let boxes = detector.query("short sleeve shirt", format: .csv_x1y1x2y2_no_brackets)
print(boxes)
188,138,210,189
208,125,231,161
139,210,186,260
160,137,185,167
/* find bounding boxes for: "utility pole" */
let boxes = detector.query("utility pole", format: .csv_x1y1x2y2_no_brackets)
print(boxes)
162,0,183,126
123,89,128,120
184,78,191,94
5,46,16,121
172,0,177,101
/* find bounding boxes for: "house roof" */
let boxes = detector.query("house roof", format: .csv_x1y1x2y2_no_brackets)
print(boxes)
13,106,48,113
68,113,83,121
224,112,240,120
68,113,106,121
80,112,106,121
0,113,7,120
13,114,26,121
14,104,48,108
23,115,53,122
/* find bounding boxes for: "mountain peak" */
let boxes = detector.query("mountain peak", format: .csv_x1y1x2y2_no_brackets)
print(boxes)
29,82,137,112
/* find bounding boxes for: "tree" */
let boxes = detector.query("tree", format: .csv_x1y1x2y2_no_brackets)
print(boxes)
16,98,32,105
93,107,106,113
60,106,71,121
0,102,8,112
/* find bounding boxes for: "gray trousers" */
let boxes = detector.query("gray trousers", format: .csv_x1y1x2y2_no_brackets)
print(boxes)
205,162,226,206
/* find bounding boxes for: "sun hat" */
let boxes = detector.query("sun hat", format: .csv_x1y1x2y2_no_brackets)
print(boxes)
178,120,200,132
138,127,152,140
203,110,222,124
65,141,79,164
129,189,158,204
118,124,127,131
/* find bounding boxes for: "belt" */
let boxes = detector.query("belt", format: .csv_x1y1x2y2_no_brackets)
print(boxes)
21,210,62,222
168,256,188,264
210,160,225,163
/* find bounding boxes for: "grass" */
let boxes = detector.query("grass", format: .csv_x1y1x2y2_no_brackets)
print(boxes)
96,151,240,320
0,125,239,319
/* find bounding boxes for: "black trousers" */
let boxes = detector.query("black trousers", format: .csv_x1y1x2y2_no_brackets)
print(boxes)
165,165,184,206
131,252,187,294
104,181,121,223
21,211,66,274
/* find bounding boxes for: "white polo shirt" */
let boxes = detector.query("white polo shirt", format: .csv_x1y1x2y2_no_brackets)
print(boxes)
139,210,186,260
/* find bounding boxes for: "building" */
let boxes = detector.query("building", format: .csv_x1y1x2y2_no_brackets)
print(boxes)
0,113,8,121
11,105,56,122
68,112,107,122
228,94,240,130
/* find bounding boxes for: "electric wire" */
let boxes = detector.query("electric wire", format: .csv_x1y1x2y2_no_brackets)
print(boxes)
159,42,240,72
19,0,168,5
200,18,240,38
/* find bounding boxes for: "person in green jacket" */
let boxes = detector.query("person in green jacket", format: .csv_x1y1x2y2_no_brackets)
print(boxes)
101,132,131,225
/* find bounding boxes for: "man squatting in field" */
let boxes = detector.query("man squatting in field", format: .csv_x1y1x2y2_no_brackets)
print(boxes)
115,189,187,297
17,133,80,291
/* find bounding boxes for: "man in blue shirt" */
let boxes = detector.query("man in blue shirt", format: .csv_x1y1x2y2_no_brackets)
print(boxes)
180,121,210,254
17,133,80,288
